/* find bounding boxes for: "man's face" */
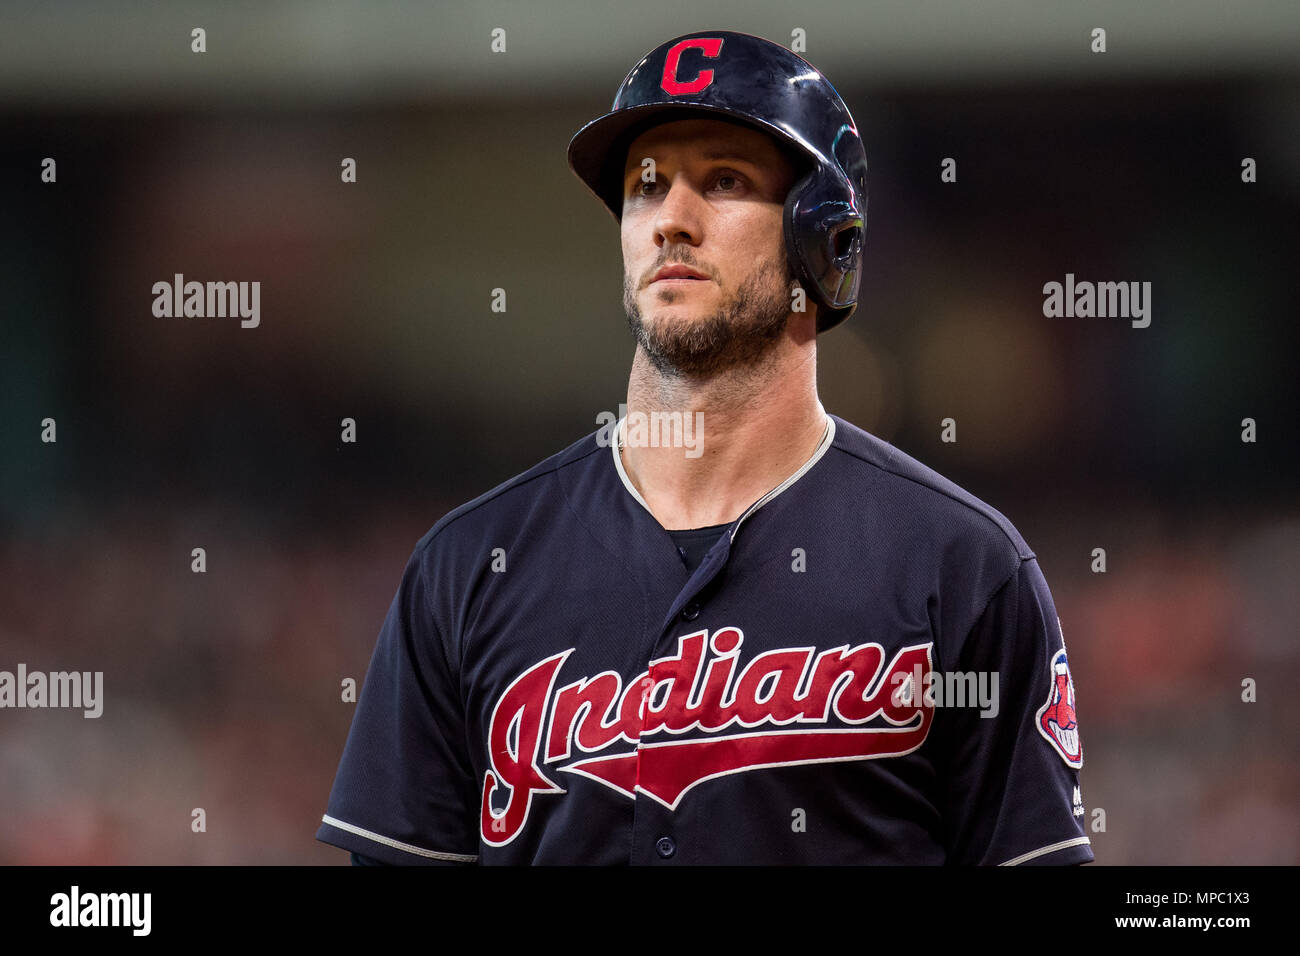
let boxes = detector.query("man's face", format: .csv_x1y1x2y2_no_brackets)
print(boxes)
620,117,804,378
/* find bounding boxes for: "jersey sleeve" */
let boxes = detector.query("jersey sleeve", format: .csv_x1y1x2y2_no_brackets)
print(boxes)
316,538,480,865
939,557,1094,866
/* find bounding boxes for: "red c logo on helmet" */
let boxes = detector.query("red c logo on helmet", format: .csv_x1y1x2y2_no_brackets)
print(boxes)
661,38,723,95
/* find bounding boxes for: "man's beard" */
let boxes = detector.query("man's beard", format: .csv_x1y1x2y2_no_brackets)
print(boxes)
623,253,796,378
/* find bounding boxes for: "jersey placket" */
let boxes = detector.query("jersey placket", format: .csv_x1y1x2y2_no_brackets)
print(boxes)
628,526,735,863
612,414,834,864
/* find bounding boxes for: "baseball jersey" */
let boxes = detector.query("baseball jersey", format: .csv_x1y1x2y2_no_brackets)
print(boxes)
317,413,1093,865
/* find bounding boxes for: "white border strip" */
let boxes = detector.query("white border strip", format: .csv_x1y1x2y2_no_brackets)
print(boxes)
611,415,653,513
998,835,1092,866
320,814,478,863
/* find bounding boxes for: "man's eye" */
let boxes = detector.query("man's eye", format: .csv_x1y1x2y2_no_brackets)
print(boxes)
627,173,742,199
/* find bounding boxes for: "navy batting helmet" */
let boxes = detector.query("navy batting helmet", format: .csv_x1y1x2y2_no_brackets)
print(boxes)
567,31,868,333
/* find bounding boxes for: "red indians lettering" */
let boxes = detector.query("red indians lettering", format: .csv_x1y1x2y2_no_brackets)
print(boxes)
660,37,723,95
480,628,935,846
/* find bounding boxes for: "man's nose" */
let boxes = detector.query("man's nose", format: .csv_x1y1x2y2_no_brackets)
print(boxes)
652,175,704,247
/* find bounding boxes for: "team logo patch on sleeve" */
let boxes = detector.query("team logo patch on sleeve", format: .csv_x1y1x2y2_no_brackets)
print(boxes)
1036,648,1082,768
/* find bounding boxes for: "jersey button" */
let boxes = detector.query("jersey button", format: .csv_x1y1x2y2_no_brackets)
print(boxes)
655,836,676,859
681,601,700,621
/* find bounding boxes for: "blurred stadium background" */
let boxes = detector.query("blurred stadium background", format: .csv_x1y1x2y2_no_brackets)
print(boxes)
1,1,1297,863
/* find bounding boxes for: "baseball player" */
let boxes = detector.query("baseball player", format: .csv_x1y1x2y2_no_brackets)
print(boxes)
318,30,1093,865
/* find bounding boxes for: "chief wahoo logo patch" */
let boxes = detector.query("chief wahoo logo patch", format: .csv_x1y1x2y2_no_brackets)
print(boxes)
1037,647,1082,768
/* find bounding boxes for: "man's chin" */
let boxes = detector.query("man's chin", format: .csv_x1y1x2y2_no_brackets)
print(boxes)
633,316,791,378
636,309,709,338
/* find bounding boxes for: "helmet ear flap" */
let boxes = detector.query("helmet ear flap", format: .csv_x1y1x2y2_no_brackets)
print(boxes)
823,216,864,306
784,170,864,321
829,218,863,266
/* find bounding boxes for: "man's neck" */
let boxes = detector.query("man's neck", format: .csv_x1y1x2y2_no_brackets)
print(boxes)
619,340,827,531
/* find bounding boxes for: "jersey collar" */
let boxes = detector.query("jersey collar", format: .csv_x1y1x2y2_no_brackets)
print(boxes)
611,411,836,541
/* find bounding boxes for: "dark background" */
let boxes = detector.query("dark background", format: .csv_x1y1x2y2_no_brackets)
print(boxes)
1,1,1297,863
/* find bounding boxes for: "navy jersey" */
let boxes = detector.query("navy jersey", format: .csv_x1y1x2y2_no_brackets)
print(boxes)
317,414,1093,865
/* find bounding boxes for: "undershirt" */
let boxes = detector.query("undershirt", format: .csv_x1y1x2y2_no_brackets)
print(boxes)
665,521,732,574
